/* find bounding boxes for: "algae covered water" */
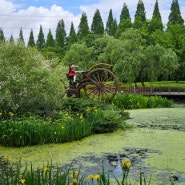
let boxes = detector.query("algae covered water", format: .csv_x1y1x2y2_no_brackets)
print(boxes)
0,107,185,184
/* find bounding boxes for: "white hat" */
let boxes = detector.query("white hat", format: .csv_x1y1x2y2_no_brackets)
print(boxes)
71,64,79,68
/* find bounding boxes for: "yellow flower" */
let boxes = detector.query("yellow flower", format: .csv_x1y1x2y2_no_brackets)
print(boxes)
87,174,94,179
19,178,26,184
43,167,50,173
121,160,131,168
94,174,100,180
80,114,83,119
61,126,65,129
73,178,78,183
8,112,14,116
0,112,2,116
74,171,79,176
7,157,12,163
86,107,91,112
54,132,57,135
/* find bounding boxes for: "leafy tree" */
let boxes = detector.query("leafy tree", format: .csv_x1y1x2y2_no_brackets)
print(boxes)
55,19,67,49
45,29,55,48
120,2,131,23
67,22,78,48
133,0,146,29
27,29,35,47
91,9,104,35
36,25,45,50
0,28,5,42
112,29,178,85
18,27,25,45
166,24,185,81
149,0,163,32
77,12,90,40
0,42,65,115
63,43,93,69
105,9,117,36
167,0,184,26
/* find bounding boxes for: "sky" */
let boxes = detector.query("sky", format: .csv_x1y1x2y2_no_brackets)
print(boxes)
0,0,185,44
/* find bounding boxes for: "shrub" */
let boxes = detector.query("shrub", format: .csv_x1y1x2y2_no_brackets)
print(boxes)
112,94,173,109
0,42,66,117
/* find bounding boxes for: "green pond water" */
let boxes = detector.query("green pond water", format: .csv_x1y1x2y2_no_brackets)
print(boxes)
0,107,185,184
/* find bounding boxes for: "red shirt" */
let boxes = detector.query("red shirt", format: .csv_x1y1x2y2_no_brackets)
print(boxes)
68,69,76,77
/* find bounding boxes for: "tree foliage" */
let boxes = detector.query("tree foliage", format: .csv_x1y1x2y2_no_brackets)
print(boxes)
77,12,90,40
167,0,184,26
0,42,65,115
106,9,117,36
36,25,45,50
91,9,104,35
45,29,55,48
55,19,67,49
68,22,78,48
0,28,5,42
28,29,35,47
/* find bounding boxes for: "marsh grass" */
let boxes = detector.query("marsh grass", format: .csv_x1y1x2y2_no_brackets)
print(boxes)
112,94,173,109
1,160,156,185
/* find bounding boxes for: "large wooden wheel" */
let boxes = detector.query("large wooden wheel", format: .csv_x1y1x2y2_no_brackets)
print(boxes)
83,68,118,102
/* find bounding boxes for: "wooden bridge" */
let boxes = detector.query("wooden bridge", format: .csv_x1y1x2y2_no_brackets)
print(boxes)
122,86,185,99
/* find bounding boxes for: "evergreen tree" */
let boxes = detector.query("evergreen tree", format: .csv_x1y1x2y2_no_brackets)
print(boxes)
0,28,5,42
45,29,55,48
149,0,163,32
117,3,132,37
106,9,117,36
135,0,146,21
167,0,184,26
91,9,104,35
18,27,25,45
68,22,78,48
36,25,45,50
55,19,67,48
120,3,131,23
27,29,35,47
77,12,90,40
9,35,14,43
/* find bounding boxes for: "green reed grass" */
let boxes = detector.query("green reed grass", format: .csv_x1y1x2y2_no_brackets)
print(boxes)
1,159,173,185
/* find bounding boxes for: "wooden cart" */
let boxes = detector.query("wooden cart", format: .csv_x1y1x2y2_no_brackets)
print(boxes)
66,63,118,102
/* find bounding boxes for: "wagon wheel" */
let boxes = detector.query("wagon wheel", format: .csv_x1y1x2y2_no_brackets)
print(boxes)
84,68,118,102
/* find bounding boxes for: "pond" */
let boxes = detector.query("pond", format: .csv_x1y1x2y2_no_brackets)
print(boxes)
0,107,185,184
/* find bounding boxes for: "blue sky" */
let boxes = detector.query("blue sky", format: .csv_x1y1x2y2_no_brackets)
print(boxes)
1,0,185,44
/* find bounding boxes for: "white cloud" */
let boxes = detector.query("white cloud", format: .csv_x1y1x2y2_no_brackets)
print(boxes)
0,2,80,44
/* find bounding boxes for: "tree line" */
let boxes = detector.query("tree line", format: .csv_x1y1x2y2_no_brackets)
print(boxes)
0,0,185,84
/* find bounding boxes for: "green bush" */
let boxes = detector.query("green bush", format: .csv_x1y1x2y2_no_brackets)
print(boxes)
112,94,173,109
0,42,65,117
0,97,130,147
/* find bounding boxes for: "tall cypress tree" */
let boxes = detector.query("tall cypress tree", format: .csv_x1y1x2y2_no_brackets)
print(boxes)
28,29,35,47
9,35,14,43
134,0,146,22
168,0,184,26
18,27,25,45
45,29,55,48
149,0,163,32
55,19,67,48
91,9,104,35
117,2,132,37
106,9,117,36
36,25,45,50
68,22,78,47
120,3,131,23
77,12,90,40
0,28,5,42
